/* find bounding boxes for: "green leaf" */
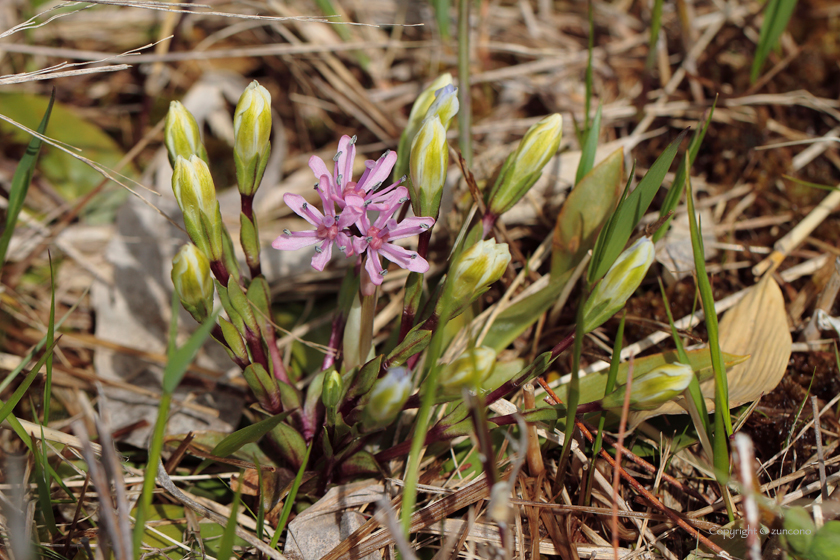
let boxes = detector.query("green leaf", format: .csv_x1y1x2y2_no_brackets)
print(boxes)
270,442,313,549
216,471,243,560
0,90,54,267
646,0,664,70
269,422,307,469
751,0,799,83
552,147,624,278
574,104,602,186
0,338,59,425
686,177,732,513
556,348,748,406
588,129,688,283
654,101,716,242
479,277,568,353
211,412,293,458
0,92,136,207
807,520,840,560
161,309,220,394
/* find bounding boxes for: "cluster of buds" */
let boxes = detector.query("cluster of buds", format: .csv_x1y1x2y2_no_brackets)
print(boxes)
581,236,655,333
272,135,435,286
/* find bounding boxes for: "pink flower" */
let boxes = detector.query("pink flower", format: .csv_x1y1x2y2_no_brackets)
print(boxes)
271,174,362,271
272,136,433,278
353,186,434,285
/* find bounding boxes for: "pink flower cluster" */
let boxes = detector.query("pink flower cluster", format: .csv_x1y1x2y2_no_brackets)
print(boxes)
272,135,434,285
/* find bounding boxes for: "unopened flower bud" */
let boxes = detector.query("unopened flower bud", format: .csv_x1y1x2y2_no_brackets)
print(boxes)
581,237,654,333
164,101,208,166
425,84,459,128
601,362,694,411
440,346,497,394
440,239,511,317
322,369,343,409
409,115,448,217
243,363,283,414
172,155,224,261
394,74,454,180
234,80,272,196
364,367,412,428
171,244,214,322
486,114,562,217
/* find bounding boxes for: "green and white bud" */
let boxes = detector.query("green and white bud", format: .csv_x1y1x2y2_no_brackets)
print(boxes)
164,101,208,166
440,239,511,317
394,74,454,180
424,84,459,128
486,114,563,217
172,155,224,262
322,369,343,409
363,367,412,428
409,115,448,218
581,237,655,333
440,346,496,394
171,244,214,322
601,362,694,411
233,80,272,196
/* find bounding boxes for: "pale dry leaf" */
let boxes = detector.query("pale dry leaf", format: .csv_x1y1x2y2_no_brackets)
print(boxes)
630,275,791,426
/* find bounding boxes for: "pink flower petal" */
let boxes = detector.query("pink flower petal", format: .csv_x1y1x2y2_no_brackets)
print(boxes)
365,249,386,285
388,216,435,240
284,193,324,226
309,156,330,183
379,243,429,273
334,135,354,191
337,198,363,229
358,150,397,193
311,239,333,271
272,231,320,250
336,232,356,257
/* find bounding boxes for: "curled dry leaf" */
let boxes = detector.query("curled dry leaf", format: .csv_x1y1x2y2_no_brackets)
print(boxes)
631,275,791,426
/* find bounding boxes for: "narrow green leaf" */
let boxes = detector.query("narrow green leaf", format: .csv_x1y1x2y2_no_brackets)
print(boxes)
270,442,313,549
646,0,664,70
686,174,733,518
584,1,594,130
161,309,220,394
216,471,244,560
751,0,799,83
211,412,293,458
0,89,55,267
783,175,839,192
575,104,602,186
654,101,716,242
133,393,172,557
0,338,59,425
588,129,688,283
254,455,265,541
43,254,56,426
32,429,57,535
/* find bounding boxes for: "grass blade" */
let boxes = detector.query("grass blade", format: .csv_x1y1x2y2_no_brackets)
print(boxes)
216,471,244,560
0,89,55,268
161,308,220,394
575,104,602,186
588,129,688,283
685,170,734,518
646,0,664,70
653,101,716,242
270,442,313,549
0,337,60,425
751,0,799,83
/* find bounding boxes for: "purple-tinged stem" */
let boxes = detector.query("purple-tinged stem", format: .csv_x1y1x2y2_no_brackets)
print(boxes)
481,211,497,239
210,260,230,286
322,313,345,371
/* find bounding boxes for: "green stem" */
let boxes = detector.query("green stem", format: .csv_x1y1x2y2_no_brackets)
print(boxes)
400,308,451,535
457,0,472,167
